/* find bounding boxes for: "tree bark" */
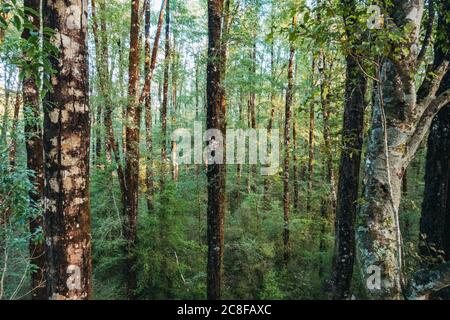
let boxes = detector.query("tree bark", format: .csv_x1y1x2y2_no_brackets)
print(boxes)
356,0,450,299
43,0,92,300
330,0,368,297
206,0,227,300
123,0,141,299
420,106,450,263
144,0,154,212
22,0,46,300
160,0,170,189
283,14,297,265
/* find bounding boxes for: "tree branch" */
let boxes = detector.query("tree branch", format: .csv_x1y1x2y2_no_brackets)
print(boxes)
406,86,450,163
416,0,435,68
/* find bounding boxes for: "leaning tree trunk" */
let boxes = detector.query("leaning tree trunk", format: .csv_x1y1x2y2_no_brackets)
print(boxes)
356,0,450,300
22,0,46,300
43,0,92,300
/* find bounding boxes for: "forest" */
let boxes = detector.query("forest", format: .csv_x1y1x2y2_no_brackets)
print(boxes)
0,0,450,301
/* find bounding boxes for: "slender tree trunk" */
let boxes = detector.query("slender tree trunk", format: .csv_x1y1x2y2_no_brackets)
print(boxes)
264,15,275,209
171,32,179,181
144,0,154,212
123,0,141,299
43,0,92,300
247,39,257,193
283,15,297,265
307,83,315,213
330,0,367,299
206,0,227,300
22,0,46,300
292,61,300,215
160,0,170,189
9,93,21,168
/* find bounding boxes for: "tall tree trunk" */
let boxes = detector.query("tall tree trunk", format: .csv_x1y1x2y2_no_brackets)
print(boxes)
92,0,126,193
319,54,336,213
9,92,21,168
307,77,315,213
247,38,257,194
123,0,141,299
264,12,275,209
292,61,300,215
357,1,450,300
22,0,46,300
420,73,450,264
43,0,92,300
330,0,367,299
144,0,154,212
171,32,179,181
160,0,170,189
282,14,297,265
206,0,227,300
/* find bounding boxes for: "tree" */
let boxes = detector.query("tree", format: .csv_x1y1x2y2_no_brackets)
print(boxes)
330,0,367,299
206,0,227,300
122,0,141,299
22,0,46,300
356,0,450,299
43,0,92,300
144,0,154,212
282,13,297,265
161,0,170,188
420,105,450,262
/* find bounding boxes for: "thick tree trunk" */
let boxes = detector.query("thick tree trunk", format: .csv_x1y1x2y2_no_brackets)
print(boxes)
22,0,46,300
356,0,450,299
43,0,92,300
420,68,450,264
330,53,366,298
123,0,141,299
206,0,226,300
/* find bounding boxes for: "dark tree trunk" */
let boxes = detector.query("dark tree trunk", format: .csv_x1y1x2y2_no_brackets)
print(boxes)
330,0,367,299
420,106,450,260
160,0,170,188
306,59,315,214
264,14,275,209
283,15,297,265
144,0,154,212
22,0,46,300
206,0,227,300
43,0,92,300
420,67,450,264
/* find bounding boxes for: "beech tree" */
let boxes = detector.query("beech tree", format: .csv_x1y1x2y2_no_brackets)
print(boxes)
356,0,450,299
206,0,227,300
43,0,92,300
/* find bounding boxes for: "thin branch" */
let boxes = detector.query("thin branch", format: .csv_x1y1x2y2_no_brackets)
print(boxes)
416,0,435,67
